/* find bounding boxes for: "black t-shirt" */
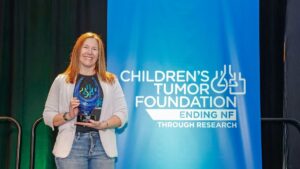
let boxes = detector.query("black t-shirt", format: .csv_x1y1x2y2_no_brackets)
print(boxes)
73,74,103,132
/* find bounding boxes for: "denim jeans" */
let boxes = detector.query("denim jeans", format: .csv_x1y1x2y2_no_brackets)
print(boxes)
55,131,115,169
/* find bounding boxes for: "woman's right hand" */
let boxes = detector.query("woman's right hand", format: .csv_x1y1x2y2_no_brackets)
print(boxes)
53,97,80,126
68,97,80,120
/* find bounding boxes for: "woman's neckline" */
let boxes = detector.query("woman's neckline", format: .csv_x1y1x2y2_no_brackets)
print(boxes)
78,73,97,77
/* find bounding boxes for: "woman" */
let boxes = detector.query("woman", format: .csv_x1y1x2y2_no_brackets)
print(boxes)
43,32,128,169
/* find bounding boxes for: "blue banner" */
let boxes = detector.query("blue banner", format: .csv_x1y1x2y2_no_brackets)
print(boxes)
108,1,261,169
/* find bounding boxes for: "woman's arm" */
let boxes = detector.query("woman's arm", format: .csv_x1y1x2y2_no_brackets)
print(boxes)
76,115,121,130
52,97,79,126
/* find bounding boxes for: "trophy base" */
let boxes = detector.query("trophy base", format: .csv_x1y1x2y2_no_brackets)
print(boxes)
77,108,101,123
77,114,97,123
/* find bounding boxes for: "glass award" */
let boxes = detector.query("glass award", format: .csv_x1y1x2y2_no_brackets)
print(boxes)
74,75,102,123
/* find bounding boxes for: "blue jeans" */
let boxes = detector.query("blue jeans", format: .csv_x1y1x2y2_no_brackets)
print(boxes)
55,131,115,169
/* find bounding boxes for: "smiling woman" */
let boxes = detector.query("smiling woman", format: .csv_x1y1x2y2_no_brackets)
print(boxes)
43,32,128,169
63,32,111,84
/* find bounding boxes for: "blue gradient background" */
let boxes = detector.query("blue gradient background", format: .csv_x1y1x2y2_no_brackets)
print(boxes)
107,0,261,169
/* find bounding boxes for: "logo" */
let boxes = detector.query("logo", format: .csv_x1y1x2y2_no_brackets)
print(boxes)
120,65,246,128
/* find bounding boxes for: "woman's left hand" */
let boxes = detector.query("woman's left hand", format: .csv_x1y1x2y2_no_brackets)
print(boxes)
75,120,107,130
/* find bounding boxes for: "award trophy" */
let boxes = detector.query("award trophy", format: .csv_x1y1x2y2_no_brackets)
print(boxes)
77,102,101,122
74,77,101,123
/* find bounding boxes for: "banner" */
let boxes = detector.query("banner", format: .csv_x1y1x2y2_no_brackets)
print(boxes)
108,0,261,168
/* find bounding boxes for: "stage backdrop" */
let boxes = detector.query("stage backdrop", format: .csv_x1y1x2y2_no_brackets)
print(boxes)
107,0,261,169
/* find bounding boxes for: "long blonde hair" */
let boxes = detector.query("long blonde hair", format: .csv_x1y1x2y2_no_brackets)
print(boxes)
63,32,115,84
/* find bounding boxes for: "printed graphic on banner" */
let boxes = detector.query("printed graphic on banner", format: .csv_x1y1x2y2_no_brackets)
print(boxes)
108,0,261,169
120,65,246,128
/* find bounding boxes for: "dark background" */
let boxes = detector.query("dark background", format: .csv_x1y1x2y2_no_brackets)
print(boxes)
260,0,286,168
0,0,107,168
0,0,289,168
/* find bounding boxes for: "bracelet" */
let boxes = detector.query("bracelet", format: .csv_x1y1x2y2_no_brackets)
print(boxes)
99,121,109,129
63,112,70,121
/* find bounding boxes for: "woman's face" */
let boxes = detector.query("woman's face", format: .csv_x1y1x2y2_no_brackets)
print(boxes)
79,38,99,69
